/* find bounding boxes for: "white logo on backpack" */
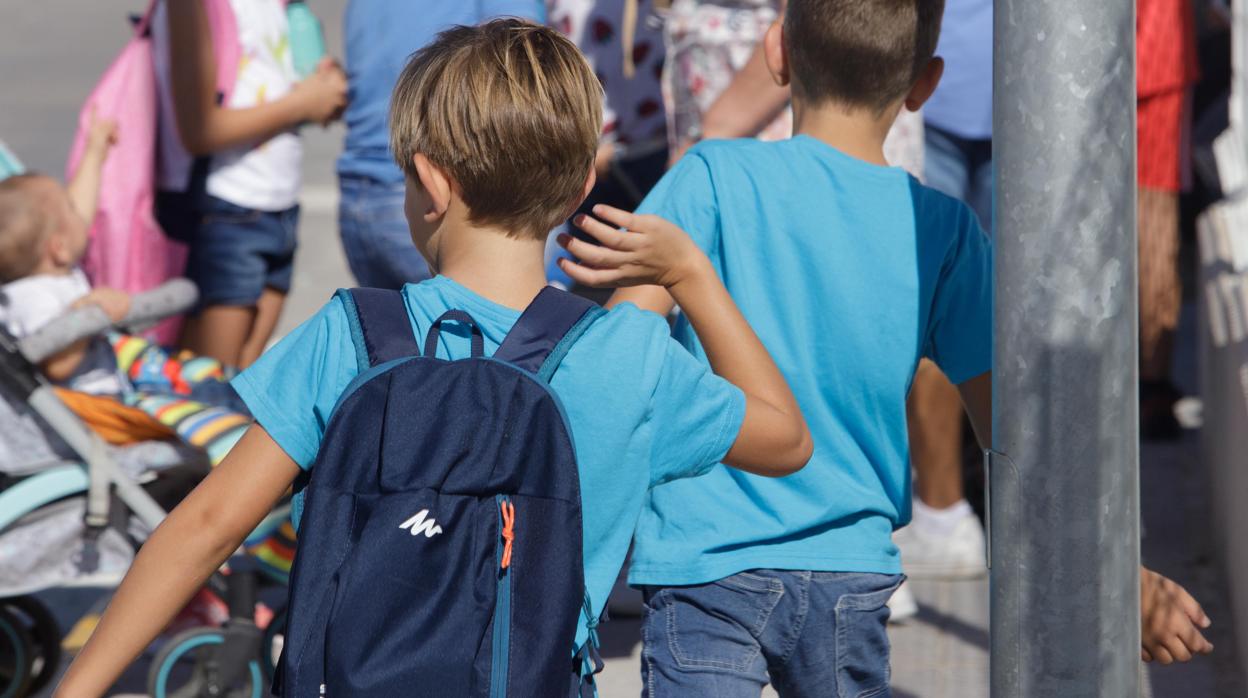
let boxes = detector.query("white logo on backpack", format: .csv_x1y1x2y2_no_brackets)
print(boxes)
399,510,444,538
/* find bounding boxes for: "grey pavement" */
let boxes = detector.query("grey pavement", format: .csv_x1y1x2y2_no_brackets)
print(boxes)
3,2,1245,697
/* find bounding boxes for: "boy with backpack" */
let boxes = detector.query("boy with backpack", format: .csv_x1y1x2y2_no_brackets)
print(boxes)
593,0,1213,693
55,19,812,698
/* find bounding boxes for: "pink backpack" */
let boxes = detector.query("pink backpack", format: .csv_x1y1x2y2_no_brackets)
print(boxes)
64,0,241,343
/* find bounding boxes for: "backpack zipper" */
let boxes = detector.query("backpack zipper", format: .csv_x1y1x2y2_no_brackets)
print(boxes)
490,495,514,698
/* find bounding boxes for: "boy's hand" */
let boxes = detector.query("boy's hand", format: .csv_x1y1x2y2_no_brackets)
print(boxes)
75,287,132,324
85,108,119,157
1141,567,1213,664
559,204,709,290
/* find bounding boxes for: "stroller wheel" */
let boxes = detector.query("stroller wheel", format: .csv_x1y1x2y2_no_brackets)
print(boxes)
261,604,286,682
0,597,59,697
148,627,263,698
0,606,32,698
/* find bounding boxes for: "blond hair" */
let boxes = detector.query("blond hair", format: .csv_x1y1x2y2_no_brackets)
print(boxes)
389,19,603,239
0,175,60,284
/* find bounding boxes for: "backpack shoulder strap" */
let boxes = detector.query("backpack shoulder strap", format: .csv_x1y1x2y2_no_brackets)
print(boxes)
336,288,419,369
494,287,604,382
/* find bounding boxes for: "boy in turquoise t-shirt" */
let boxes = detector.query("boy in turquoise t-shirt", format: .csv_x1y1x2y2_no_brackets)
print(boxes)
56,20,813,695
586,0,1212,692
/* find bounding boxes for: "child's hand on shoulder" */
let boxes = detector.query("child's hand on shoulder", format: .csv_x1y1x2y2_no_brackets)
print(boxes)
1141,566,1213,664
75,287,132,324
559,204,711,290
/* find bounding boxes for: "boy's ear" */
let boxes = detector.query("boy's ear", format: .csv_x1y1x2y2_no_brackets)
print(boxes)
561,168,597,221
763,20,789,87
904,57,945,112
413,153,452,222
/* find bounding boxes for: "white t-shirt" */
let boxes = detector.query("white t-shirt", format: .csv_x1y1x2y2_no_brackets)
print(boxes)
0,269,92,338
0,269,124,394
153,0,302,211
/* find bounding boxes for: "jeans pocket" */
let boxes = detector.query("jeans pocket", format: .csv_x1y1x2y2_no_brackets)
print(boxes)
834,575,902,698
660,571,784,672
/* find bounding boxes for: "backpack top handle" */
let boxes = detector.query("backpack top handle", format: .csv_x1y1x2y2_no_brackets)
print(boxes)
423,310,485,359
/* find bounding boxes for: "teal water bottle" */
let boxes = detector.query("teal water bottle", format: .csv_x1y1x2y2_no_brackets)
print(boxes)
288,0,326,78
0,141,24,182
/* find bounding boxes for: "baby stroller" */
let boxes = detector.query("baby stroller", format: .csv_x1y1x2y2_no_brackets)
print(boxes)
0,280,288,697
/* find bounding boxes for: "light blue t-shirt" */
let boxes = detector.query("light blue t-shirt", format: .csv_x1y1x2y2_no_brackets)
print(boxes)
628,137,993,585
924,0,993,139
232,276,744,646
337,0,545,182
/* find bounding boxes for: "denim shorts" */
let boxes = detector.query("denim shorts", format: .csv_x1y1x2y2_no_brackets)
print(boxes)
159,190,299,308
641,570,903,698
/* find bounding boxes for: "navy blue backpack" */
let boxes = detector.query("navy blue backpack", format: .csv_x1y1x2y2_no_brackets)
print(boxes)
276,286,606,697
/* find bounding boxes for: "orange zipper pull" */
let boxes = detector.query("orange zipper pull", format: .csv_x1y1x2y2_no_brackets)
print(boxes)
500,500,516,570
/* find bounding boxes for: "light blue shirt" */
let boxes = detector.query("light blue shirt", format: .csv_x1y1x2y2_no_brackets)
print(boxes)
337,0,545,182
233,276,745,646
629,137,993,585
924,0,993,139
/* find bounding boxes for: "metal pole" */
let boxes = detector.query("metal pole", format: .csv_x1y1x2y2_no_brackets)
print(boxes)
992,0,1140,695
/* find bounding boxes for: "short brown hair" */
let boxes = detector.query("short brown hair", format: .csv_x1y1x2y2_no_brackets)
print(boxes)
0,174,59,284
785,0,945,112
389,19,603,239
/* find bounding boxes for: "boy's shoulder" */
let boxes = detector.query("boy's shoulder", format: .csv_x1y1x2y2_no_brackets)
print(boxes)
908,180,988,239
551,301,686,400
570,301,673,362
685,137,785,164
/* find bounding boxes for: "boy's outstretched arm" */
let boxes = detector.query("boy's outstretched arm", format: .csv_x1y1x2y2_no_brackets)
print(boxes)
957,372,1214,664
55,426,300,698
560,205,813,477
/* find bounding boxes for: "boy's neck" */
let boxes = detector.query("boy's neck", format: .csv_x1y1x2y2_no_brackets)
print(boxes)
434,217,549,312
791,98,902,167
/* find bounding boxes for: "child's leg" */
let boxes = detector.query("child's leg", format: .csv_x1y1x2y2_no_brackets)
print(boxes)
181,307,255,367
239,287,286,368
180,196,298,367
767,573,902,698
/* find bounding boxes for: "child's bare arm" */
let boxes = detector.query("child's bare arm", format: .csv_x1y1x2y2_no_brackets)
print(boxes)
55,426,301,698
66,111,117,225
1141,567,1213,664
73,287,132,324
166,0,347,156
560,205,813,477
957,374,1214,664
39,290,132,381
40,341,91,383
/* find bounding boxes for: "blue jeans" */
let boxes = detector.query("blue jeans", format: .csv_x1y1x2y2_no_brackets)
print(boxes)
641,570,903,698
338,175,431,289
924,124,993,234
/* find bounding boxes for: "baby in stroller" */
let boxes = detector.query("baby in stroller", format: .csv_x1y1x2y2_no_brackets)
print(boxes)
0,173,245,413
0,145,290,695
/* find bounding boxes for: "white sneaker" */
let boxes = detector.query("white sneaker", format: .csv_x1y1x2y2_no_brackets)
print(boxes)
894,510,987,580
887,580,918,623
